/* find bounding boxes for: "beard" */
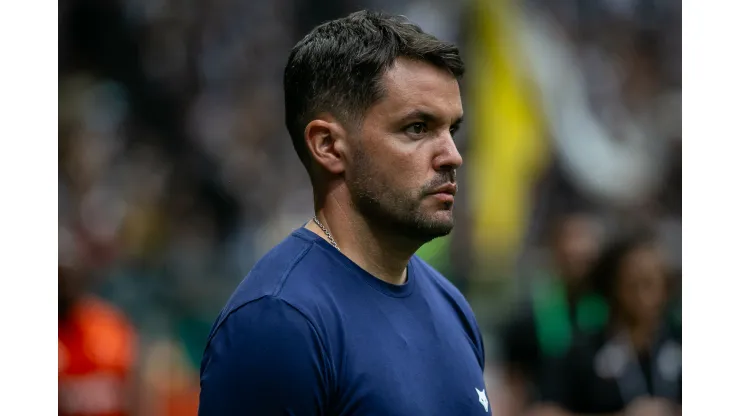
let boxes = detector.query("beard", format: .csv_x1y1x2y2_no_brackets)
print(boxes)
346,149,456,244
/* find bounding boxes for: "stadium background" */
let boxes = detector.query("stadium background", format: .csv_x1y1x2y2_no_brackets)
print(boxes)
58,0,681,414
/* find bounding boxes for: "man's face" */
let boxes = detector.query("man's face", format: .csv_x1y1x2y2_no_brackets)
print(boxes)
345,58,464,243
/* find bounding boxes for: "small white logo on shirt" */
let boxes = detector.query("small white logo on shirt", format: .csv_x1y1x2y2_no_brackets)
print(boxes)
475,387,489,412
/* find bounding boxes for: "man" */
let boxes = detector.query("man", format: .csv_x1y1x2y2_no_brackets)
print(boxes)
199,10,490,416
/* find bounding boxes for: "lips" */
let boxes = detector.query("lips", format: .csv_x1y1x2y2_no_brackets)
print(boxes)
428,183,457,196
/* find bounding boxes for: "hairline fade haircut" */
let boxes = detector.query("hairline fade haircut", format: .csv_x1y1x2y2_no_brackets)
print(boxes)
283,10,465,172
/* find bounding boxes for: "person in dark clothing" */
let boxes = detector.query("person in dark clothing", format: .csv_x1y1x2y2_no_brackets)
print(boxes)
535,230,681,416
199,10,490,416
498,212,607,415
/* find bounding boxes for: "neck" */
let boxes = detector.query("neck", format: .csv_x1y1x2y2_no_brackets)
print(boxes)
307,192,418,286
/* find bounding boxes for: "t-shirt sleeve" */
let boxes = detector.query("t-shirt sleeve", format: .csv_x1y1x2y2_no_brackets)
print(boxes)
459,298,487,369
472,314,487,370
199,296,332,416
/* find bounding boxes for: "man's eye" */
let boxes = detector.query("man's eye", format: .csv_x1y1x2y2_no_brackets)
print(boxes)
405,123,427,135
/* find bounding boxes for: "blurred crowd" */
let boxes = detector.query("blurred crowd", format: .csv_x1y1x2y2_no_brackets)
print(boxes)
58,0,680,415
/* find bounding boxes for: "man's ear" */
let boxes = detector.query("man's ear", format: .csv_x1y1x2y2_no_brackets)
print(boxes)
304,115,348,175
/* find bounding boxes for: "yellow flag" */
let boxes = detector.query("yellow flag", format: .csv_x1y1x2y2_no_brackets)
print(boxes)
468,0,548,267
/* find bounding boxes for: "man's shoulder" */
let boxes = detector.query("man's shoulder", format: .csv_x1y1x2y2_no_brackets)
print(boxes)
229,228,332,297
413,256,471,310
211,229,343,340
205,293,326,361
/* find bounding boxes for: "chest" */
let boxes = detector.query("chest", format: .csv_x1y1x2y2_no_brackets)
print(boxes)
331,302,491,416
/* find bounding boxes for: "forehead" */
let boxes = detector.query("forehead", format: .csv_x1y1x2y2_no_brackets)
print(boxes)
373,57,462,119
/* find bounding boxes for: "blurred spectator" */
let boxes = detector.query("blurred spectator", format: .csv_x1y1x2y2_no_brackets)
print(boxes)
497,212,607,416
58,225,139,416
535,229,681,416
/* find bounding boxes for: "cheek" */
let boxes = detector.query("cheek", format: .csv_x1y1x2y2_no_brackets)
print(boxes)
356,134,433,191
397,149,435,184
379,147,421,173
350,151,400,197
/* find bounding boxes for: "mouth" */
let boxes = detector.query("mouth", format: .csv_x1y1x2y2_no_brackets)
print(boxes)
427,183,457,203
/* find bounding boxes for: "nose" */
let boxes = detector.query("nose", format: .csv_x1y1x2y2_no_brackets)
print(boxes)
433,133,463,172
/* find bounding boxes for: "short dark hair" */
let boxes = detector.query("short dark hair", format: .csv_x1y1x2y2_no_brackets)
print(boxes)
283,10,465,170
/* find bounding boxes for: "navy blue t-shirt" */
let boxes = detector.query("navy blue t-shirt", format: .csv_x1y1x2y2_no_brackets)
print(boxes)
199,227,491,415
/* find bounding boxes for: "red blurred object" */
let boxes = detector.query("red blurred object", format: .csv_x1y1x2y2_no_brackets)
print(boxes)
59,297,137,416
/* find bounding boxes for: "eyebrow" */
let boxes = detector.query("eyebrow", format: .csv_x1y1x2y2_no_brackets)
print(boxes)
398,110,464,127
